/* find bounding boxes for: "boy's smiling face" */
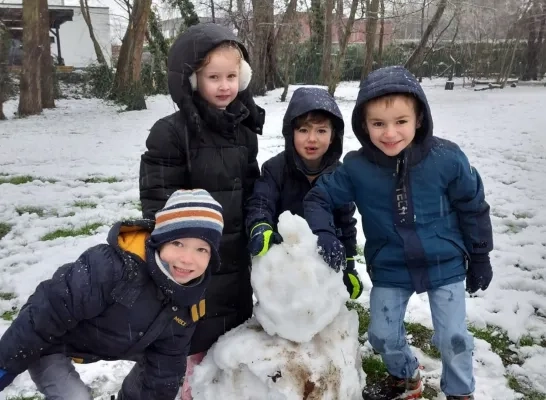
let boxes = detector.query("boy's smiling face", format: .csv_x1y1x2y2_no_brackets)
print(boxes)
293,113,333,171
159,238,211,284
363,94,421,157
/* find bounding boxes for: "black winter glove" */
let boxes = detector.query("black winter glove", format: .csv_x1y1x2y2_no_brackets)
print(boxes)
317,232,346,272
343,258,363,299
248,222,283,257
466,253,493,294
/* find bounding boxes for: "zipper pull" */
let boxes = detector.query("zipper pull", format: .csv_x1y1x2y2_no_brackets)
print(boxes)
396,158,401,174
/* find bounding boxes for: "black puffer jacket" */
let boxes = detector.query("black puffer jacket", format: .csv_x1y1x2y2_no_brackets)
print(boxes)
0,221,210,400
245,87,357,257
139,23,264,354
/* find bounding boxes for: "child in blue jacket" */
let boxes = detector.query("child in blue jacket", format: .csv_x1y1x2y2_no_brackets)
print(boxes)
303,66,493,400
246,87,362,299
0,189,223,400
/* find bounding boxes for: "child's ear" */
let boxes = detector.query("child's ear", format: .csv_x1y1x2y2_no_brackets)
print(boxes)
416,113,423,129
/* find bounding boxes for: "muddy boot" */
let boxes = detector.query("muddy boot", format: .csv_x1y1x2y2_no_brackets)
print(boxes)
362,369,423,400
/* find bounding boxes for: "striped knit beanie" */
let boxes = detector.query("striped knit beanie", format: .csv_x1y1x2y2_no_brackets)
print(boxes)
149,189,224,256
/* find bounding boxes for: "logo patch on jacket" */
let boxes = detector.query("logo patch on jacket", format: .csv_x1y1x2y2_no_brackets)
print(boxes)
173,299,206,326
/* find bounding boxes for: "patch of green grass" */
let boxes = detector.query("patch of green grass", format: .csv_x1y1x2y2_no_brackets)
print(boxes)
82,176,121,184
0,222,11,240
0,175,35,185
15,206,46,217
361,354,388,382
514,211,533,219
469,325,519,366
1,307,18,321
504,220,527,234
519,335,535,347
40,222,103,241
0,292,16,301
405,322,441,359
507,375,546,400
0,175,56,185
6,396,43,400
346,301,370,341
73,200,97,209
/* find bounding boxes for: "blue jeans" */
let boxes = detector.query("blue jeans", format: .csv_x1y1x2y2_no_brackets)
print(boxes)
28,354,93,400
367,281,475,396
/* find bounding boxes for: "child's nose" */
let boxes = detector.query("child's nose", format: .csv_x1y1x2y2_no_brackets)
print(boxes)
177,248,193,263
384,124,397,137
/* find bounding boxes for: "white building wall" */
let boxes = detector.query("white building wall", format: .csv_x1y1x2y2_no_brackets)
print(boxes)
52,6,112,68
0,2,111,68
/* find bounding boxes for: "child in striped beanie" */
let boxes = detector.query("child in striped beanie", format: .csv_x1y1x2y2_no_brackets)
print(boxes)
149,189,224,285
0,189,224,400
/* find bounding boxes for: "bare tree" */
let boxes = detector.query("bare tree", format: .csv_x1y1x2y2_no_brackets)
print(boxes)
522,0,545,80
405,0,448,70
362,0,380,78
327,0,359,95
39,0,55,108
321,0,335,83
250,0,274,95
80,0,108,65
112,0,152,110
0,22,11,120
18,0,42,117
276,0,299,101
377,0,385,67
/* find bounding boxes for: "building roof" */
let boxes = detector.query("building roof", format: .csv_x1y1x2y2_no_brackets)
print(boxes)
0,6,74,39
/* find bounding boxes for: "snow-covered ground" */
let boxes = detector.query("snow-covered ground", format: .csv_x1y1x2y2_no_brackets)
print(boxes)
0,79,545,399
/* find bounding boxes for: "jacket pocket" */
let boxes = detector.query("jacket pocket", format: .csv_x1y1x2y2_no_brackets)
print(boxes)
436,233,469,269
365,240,388,278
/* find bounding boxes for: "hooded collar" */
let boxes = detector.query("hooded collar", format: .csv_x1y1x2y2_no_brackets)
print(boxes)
351,66,434,168
192,92,250,137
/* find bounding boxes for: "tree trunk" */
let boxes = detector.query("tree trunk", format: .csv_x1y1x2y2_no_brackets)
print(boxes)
404,0,448,71
276,0,299,100
522,0,545,80
80,0,107,65
320,0,334,84
0,23,10,120
211,0,216,22
362,0,380,79
112,0,152,110
377,0,385,67
250,0,274,95
39,0,55,109
327,0,359,95
18,0,42,117
310,0,324,54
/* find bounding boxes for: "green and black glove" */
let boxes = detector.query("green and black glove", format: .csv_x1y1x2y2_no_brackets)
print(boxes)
248,222,283,257
343,257,363,299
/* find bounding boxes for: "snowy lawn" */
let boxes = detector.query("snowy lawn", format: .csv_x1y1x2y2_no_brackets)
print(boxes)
0,79,545,400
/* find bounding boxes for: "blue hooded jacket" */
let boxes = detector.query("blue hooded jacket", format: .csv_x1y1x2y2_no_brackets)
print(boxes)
304,66,493,293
